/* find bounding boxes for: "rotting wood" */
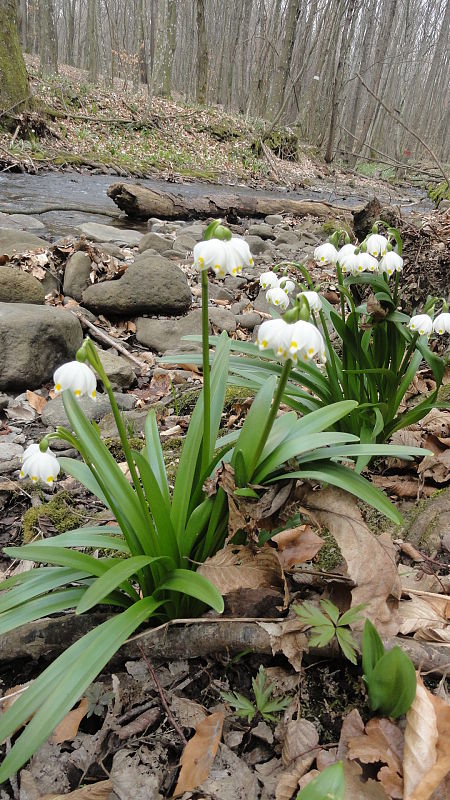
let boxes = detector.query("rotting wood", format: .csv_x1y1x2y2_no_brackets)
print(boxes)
107,181,358,221
2,614,449,675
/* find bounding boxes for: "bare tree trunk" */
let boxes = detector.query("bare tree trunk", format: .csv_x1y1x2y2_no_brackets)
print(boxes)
65,0,76,65
159,0,177,97
324,0,359,163
195,0,208,104
0,0,29,110
266,0,300,121
39,0,58,75
87,0,98,82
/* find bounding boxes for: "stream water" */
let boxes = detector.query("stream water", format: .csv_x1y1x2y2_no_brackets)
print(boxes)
0,171,433,239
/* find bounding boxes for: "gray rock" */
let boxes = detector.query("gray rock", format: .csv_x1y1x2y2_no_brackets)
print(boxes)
82,256,191,317
0,303,83,391
264,214,283,225
0,392,10,410
208,306,236,332
0,228,48,257
438,199,450,211
98,243,128,260
180,223,204,239
173,232,198,251
138,231,173,255
95,348,136,390
208,284,234,302
244,235,269,254
77,223,143,247
252,288,271,314
8,214,45,230
41,272,60,295
0,443,24,474
63,252,92,301
247,223,275,240
276,243,297,256
235,312,262,330
99,408,149,438
274,230,299,246
0,266,45,304
41,392,135,428
136,309,205,353
0,213,20,230
224,275,248,290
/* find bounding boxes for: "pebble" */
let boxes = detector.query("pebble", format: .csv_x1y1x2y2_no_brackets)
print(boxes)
0,443,24,474
208,306,237,332
264,214,283,225
235,312,262,330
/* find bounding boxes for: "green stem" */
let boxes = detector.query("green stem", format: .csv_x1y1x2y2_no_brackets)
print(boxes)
201,269,211,473
248,359,292,479
393,271,400,307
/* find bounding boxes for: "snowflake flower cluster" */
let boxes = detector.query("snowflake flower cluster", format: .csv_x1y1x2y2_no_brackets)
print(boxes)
256,318,326,364
314,237,403,277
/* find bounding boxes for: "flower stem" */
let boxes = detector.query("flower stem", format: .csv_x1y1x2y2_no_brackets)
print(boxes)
201,269,211,473
248,359,292,479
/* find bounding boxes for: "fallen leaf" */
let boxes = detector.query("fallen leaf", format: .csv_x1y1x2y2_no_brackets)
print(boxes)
170,695,207,729
348,718,403,773
276,719,319,800
343,759,390,799
51,696,89,744
198,544,285,597
403,675,450,800
297,486,401,634
398,596,448,636
273,524,324,568
418,449,450,484
26,390,47,414
173,710,225,797
257,619,307,672
5,402,35,422
41,781,113,799
336,708,365,760
371,475,436,498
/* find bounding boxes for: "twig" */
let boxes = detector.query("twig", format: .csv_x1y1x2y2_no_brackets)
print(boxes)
356,72,449,186
136,643,187,744
71,310,144,369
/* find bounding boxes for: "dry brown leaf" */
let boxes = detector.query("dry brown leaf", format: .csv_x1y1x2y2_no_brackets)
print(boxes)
297,486,401,634
257,619,307,672
348,718,404,773
343,759,390,799
403,675,450,800
5,403,35,422
337,708,365,760
170,695,207,729
198,544,285,596
173,710,224,797
421,409,450,442
418,449,450,484
378,765,403,799
371,475,436,498
398,564,442,594
41,782,113,800
414,626,450,642
51,696,88,744
398,596,447,636
26,390,47,414
276,719,319,800
272,524,324,568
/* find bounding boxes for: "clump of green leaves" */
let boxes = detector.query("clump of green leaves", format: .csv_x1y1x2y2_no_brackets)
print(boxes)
362,619,416,718
296,761,345,800
294,600,366,664
221,665,292,722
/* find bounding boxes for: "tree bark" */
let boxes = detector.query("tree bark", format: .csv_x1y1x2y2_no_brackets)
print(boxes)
159,0,177,97
266,0,300,121
39,0,58,75
0,0,29,111
195,0,208,104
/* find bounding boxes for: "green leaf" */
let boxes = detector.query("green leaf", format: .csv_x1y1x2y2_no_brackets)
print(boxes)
0,596,163,783
32,528,130,554
338,603,367,627
145,410,170,507
336,627,359,664
4,545,116,577
58,458,109,506
319,599,340,624
221,691,256,721
0,567,90,613
233,375,276,476
294,602,334,630
234,487,259,498
132,450,179,562
293,400,358,435
156,568,224,613
233,448,248,487
0,588,87,635
367,646,416,717
308,627,336,648
296,761,345,800
362,619,385,678
75,556,170,614
254,431,359,483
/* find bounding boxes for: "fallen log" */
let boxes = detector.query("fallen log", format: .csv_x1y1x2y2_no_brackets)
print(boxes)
107,181,357,222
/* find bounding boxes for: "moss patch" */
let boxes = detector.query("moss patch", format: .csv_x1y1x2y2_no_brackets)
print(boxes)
321,219,351,236
0,2,30,112
104,437,145,461
22,491,85,543
314,527,343,571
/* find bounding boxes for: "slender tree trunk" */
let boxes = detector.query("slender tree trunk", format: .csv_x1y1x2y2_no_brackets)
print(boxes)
266,0,300,121
195,0,208,104
159,0,177,97
39,0,58,75
86,0,98,82
65,0,76,65
324,0,358,163
0,0,29,109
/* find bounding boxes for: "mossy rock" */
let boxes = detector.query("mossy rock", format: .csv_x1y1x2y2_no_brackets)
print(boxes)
321,219,352,237
22,491,85,543
428,180,450,206
252,128,299,162
104,437,145,460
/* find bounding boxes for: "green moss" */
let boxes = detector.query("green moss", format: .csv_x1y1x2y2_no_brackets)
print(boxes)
428,180,450,206
104,437,145,460
313,527,343,571
321,219,351,236
0,3,30,112
22,491,85,543
437,383,450,403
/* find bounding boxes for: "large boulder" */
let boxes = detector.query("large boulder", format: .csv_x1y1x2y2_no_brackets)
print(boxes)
0,228,48,257
76,222,143,247
63,251,92,301
0,266,45,304
0,304,83,390
82,256,192,317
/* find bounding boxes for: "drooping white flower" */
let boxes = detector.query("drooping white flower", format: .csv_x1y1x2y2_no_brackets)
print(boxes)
193,237,253,279
408,314,433,336
314,243,338,265
337,243,356,261
366,234,388,258
259,271,279,290
20,443,60,485
266,287,290,310
432,312,450,335
339,252,359,275
298,291,322,312
378,251,403,276
257,319,292,360
288,321,326,363
354,252,379,273
278,278,296,295
54,361,97,400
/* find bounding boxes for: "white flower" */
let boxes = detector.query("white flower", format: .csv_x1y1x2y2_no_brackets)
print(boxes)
20,443,60,485
366,234,388,258
278,278,296,294
354,252,379,273
299,291,322,311
339,253,359,275
266,287,290,310
314,243,338,265
337,243,356,262
288,321,326,363
259,271,279,290
432,312,450,335
54,361,97,400
378,251,403,276
408,314,433,336
257,319,292,360
193,237,253,279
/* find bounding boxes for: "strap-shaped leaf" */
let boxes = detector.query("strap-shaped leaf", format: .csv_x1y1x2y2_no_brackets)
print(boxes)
132,450,179,562
76,555,170,614
145,410,171,507
0,567,89,613
253,431,359,483
232,375,276,475
0,588,87,635
0,596,163,783
156,568,224,613
292,400,358,435
182,497,214,558
33,528,130,553
296,761,345,799
295,443,429,465
367,646,416,717
57,458,109,506
362,618,386,678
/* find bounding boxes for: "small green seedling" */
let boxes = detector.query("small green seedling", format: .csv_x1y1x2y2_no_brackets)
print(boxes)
296,761,345,800
294,599,366,664
362,619,416,718
221,665,292,722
